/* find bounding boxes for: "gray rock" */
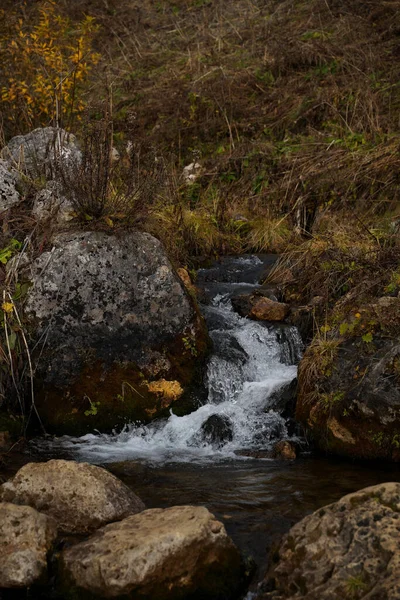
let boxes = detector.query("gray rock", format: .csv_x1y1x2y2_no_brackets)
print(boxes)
2,127,81,177
0,502,57,588
258,482,400,600
0,460,145,535
32,180,74,224
61,505,244,600
0,160,20,212
25,230,194,387
297,336,400,461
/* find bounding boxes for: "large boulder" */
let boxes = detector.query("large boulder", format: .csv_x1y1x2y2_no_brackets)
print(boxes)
2,127,81,177
0,460,145,535
60,505,244,600
23,230,209,433
0,159,20,212
0,502,57,588
297,298,400,461
258,482,400,599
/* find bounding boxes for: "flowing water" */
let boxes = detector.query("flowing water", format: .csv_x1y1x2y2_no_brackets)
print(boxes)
28,255,400,589
34,255,302,463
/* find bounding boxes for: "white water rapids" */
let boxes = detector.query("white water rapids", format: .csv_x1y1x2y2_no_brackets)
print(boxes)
37,256,303,464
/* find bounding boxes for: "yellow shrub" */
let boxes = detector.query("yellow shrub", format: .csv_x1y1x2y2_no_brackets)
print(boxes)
0,1,100,133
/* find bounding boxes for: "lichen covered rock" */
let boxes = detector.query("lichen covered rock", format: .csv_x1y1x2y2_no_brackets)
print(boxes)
24,230,209,433
60,505,244,600
0,502,57,588
297,299,400,461
258,482,400,599
0,460,145,535
0,160,20,212
2,127,81,177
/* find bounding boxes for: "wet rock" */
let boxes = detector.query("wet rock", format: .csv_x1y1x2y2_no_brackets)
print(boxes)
231,292,289,322
2,127,81,177
32,180,74,224
272,440,296,460
268,380,298,416
0,160,20,212
258,482,400,599
297,333,400,461
250,297,290,322
211,332,249,364
0,460,145,535
60,505,244,600
231,293,254,316
24,230,208,433
0,502,57,588
201,414,233,447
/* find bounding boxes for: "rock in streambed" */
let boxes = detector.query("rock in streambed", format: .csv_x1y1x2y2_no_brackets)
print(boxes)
257,482,400,599
0,459,145,535
0,502,57,588
60,505,244,600
24,230,209,434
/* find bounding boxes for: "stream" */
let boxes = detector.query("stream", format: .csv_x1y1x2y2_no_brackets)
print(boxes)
25,255,400,590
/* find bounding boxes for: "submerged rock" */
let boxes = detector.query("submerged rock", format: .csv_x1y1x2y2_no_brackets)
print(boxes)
0,460,145,535
258,482,400,599
0,502,57,588
24,230,209,433
60,505,244,600
200,414,233,448
272,440,296,460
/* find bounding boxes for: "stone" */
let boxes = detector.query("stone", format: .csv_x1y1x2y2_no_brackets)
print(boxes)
2,127,81,177
0,160,20,212
60,505,244,600
231,290,289,321
182,161,202,183
250,297,290,322
0,460,145,535
272,440,296,459
258,482,400,599
0,502,57,588
32,180,74,224
23,230,208,433
200,414,234,448
297,335,400,461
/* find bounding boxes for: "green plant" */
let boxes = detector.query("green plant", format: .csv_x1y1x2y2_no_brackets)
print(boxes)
345,574,369,599
84,396,100,416
182,334,198,357
319,391,344,411
0,239,22,265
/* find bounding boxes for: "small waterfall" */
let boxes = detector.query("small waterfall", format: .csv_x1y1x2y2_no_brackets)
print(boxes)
36,256,303,464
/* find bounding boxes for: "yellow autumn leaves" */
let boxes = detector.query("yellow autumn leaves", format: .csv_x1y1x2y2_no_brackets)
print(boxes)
1,303,14,314
1,0,100,130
